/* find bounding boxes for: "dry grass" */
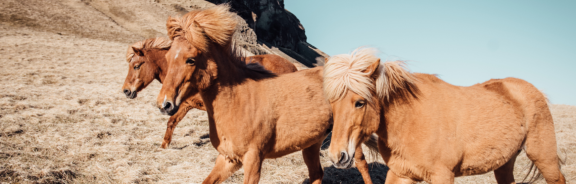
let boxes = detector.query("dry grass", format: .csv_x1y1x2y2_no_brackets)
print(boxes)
1,26,575,184
0,25,387,184
0,11,575,184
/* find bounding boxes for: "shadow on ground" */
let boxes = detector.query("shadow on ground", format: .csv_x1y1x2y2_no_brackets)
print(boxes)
301,162,389,184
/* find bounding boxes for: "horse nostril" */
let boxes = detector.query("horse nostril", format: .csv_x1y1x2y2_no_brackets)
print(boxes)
123,89,131,96
339,152,348,163
163,101,173,111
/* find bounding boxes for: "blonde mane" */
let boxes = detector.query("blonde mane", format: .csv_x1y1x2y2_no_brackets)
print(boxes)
125,37,172,63
166,5,237,52
323,47,417,102
164,4,274,87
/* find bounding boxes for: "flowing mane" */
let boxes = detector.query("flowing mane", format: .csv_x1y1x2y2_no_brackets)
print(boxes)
125,37,172,63
156,5,381,183
323,48,418,102
166,5,236,52
166,5,273,82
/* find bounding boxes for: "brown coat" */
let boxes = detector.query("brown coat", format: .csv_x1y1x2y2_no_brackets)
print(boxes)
121,38,298,149
324,51,565,183
156,5,376,183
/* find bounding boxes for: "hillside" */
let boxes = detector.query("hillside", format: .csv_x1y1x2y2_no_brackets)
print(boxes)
0,0,575,183
0,0,326,69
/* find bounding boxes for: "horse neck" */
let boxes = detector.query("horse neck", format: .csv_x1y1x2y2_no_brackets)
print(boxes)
200,46,274,113
211,47,273,87
378,79,421,145
144,48,169,83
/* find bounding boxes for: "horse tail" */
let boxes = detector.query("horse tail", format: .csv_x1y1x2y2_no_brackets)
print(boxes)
362,134,380,161
521,150,543,184
521,88,565,183
521,145,567,183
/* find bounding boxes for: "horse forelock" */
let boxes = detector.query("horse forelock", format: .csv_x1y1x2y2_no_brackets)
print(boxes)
126,41,143,63
323,48,380,102
145,37,172,50
166,5,275,85
126,37,172,63
323,47,417,102
166,5,237,53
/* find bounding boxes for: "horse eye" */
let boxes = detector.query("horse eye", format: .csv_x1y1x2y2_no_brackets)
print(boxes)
133,64,141,70
355,100,365,108
186,58,195,65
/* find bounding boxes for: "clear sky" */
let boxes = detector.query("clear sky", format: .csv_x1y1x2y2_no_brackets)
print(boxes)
285,0,576,106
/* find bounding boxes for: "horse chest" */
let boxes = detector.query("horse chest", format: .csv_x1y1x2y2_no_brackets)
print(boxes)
211,123,271,159
384,153,428,181
212,135,243,161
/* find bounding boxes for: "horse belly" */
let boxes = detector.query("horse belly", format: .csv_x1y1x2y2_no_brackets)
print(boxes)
264,77,332,158
457,113,525,176
459,149,515,176
266,114,331,158
265,125,329,158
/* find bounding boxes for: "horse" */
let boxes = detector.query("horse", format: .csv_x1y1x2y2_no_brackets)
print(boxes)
322,48,566,184
245,54,297,74
122,37,298,149
155,5,376,184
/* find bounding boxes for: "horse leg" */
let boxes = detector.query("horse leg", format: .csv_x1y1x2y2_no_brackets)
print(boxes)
354,146,373,184
385,170,414,184
161,102,192,148
242,150,264,184
429,168,454,184
378,138,415,183
493,152,518,184
524,111,566,184
202,154,242,184
302,141,324,184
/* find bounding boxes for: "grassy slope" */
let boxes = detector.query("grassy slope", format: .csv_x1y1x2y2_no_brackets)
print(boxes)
0,0,574,183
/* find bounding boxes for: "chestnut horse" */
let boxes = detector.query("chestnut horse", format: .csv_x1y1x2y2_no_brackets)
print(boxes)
122,37,297,149
323,48,566,183
156,5,376,184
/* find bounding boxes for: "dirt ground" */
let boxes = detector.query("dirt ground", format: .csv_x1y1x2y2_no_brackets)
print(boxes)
0,25,574,184
0,2,575,183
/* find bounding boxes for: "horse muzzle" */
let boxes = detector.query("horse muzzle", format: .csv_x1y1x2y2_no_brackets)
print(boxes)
332,151,355,169
123,89,137,99
159,99,179,116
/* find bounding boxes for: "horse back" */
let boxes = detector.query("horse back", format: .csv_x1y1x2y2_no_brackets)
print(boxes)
246,55,298,74
479,77,548,110
458,77,550,175
478,77,553,136
382,74,550,177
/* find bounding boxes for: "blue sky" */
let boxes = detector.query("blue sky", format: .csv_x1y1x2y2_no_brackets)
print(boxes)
286,0,576,106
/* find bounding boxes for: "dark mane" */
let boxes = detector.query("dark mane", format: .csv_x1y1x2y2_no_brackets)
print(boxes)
382,77,420,108
214,43,277,85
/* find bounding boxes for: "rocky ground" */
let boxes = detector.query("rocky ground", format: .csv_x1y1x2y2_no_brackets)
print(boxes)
0,0,574,183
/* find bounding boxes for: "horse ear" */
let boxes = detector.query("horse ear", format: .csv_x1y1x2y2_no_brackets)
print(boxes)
166,16,183,40
132,47,144,56
363,59,381,79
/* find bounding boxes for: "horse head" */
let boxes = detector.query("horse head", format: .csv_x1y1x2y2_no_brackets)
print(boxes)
156,5,237,115
323,48,417,169
122,38,171,99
